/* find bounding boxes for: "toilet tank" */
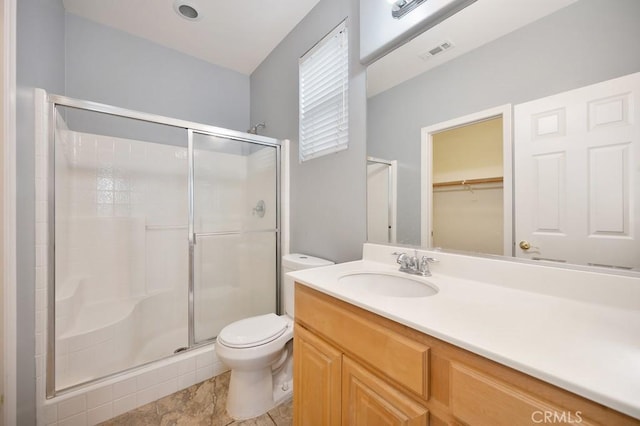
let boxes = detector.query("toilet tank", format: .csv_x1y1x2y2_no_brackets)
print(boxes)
282,253,334,317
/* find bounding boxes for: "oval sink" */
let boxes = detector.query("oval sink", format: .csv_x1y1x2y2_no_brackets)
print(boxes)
338,273,438,298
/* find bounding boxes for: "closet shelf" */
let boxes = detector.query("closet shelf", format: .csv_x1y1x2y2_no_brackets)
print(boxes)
432,176,503,188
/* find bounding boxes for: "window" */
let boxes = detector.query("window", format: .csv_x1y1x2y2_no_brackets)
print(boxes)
299,20,349,162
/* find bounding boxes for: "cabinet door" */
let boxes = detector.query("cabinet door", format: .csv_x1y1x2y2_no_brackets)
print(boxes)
451,363,593,426
342,356,429,426
294,325,342,426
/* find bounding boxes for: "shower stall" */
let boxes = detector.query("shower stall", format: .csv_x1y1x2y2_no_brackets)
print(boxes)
43,93,281,397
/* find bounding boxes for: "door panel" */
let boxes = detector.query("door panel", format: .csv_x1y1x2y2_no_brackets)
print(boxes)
514,72,640,269
367,161,391,243
191,132,278,343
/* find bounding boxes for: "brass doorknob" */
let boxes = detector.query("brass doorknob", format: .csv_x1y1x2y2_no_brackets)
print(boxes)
519,240,531,250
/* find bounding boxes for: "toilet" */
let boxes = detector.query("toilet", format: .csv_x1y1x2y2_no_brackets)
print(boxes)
215,253,334,420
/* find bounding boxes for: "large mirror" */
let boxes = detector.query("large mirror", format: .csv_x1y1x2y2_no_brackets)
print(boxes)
366,0,640,273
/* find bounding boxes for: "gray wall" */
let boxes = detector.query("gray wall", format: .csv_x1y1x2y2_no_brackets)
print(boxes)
65,14,250,131
250,0,367,263
16,1,66,424
368,0,640,245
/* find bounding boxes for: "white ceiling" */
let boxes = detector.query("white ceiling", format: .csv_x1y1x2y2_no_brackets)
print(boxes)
62,0,321,75
367,0,578,97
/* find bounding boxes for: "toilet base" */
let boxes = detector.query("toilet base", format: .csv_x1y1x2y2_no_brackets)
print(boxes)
273,378,293,407
227,367,274,420
226,355,293,420
272,349,293,406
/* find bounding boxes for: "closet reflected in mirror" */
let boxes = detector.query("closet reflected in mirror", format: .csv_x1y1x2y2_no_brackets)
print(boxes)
430,117,503,255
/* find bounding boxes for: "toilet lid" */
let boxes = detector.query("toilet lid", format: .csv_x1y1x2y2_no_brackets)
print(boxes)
218,313,288,348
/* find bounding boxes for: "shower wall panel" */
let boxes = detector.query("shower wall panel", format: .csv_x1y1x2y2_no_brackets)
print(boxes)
56,128,188,297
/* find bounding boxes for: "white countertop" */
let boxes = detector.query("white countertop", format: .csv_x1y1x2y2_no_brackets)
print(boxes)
288,258,640,420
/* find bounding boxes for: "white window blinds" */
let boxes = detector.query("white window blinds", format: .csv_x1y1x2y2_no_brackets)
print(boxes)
299,20,349,162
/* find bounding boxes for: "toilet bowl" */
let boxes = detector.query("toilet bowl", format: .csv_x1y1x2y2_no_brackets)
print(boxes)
215,253,334,420
215,313,294,419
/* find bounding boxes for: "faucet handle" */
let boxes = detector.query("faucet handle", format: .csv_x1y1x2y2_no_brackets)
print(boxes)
417,256,438,276
419,256,429,269
394,252,411,270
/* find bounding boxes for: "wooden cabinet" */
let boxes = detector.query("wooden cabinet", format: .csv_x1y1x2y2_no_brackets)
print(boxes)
293,325,342,426
342,356,429,425
294,279,430,399
450,363,594,426
294,284,639,426
294,285,429,426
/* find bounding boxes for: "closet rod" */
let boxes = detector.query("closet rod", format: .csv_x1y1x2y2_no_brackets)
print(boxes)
433,176,503,188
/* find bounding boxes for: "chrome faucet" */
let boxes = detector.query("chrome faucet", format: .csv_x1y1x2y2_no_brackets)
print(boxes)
394,251,438,277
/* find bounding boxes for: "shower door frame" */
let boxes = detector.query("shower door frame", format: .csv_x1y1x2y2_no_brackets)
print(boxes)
46,94,282,398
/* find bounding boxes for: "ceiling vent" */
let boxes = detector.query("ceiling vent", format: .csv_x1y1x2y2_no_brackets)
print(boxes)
419,40,454,60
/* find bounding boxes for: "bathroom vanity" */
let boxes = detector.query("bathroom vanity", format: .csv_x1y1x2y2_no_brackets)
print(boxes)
289,244,640,425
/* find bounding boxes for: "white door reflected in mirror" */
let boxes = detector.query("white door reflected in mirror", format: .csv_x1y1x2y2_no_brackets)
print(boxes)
514,72,640,270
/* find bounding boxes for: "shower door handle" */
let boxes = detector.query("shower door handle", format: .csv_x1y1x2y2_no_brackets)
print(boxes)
192,229,278,245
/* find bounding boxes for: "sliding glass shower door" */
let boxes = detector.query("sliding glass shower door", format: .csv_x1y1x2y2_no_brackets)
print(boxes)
52,106,191,391
47,95,281,395
190,132,279,343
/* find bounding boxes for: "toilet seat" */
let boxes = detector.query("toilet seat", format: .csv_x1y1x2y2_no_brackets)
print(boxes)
218,313,288,348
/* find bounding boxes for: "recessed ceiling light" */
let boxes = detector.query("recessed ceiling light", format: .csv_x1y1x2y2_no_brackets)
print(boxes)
173,1,201,21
